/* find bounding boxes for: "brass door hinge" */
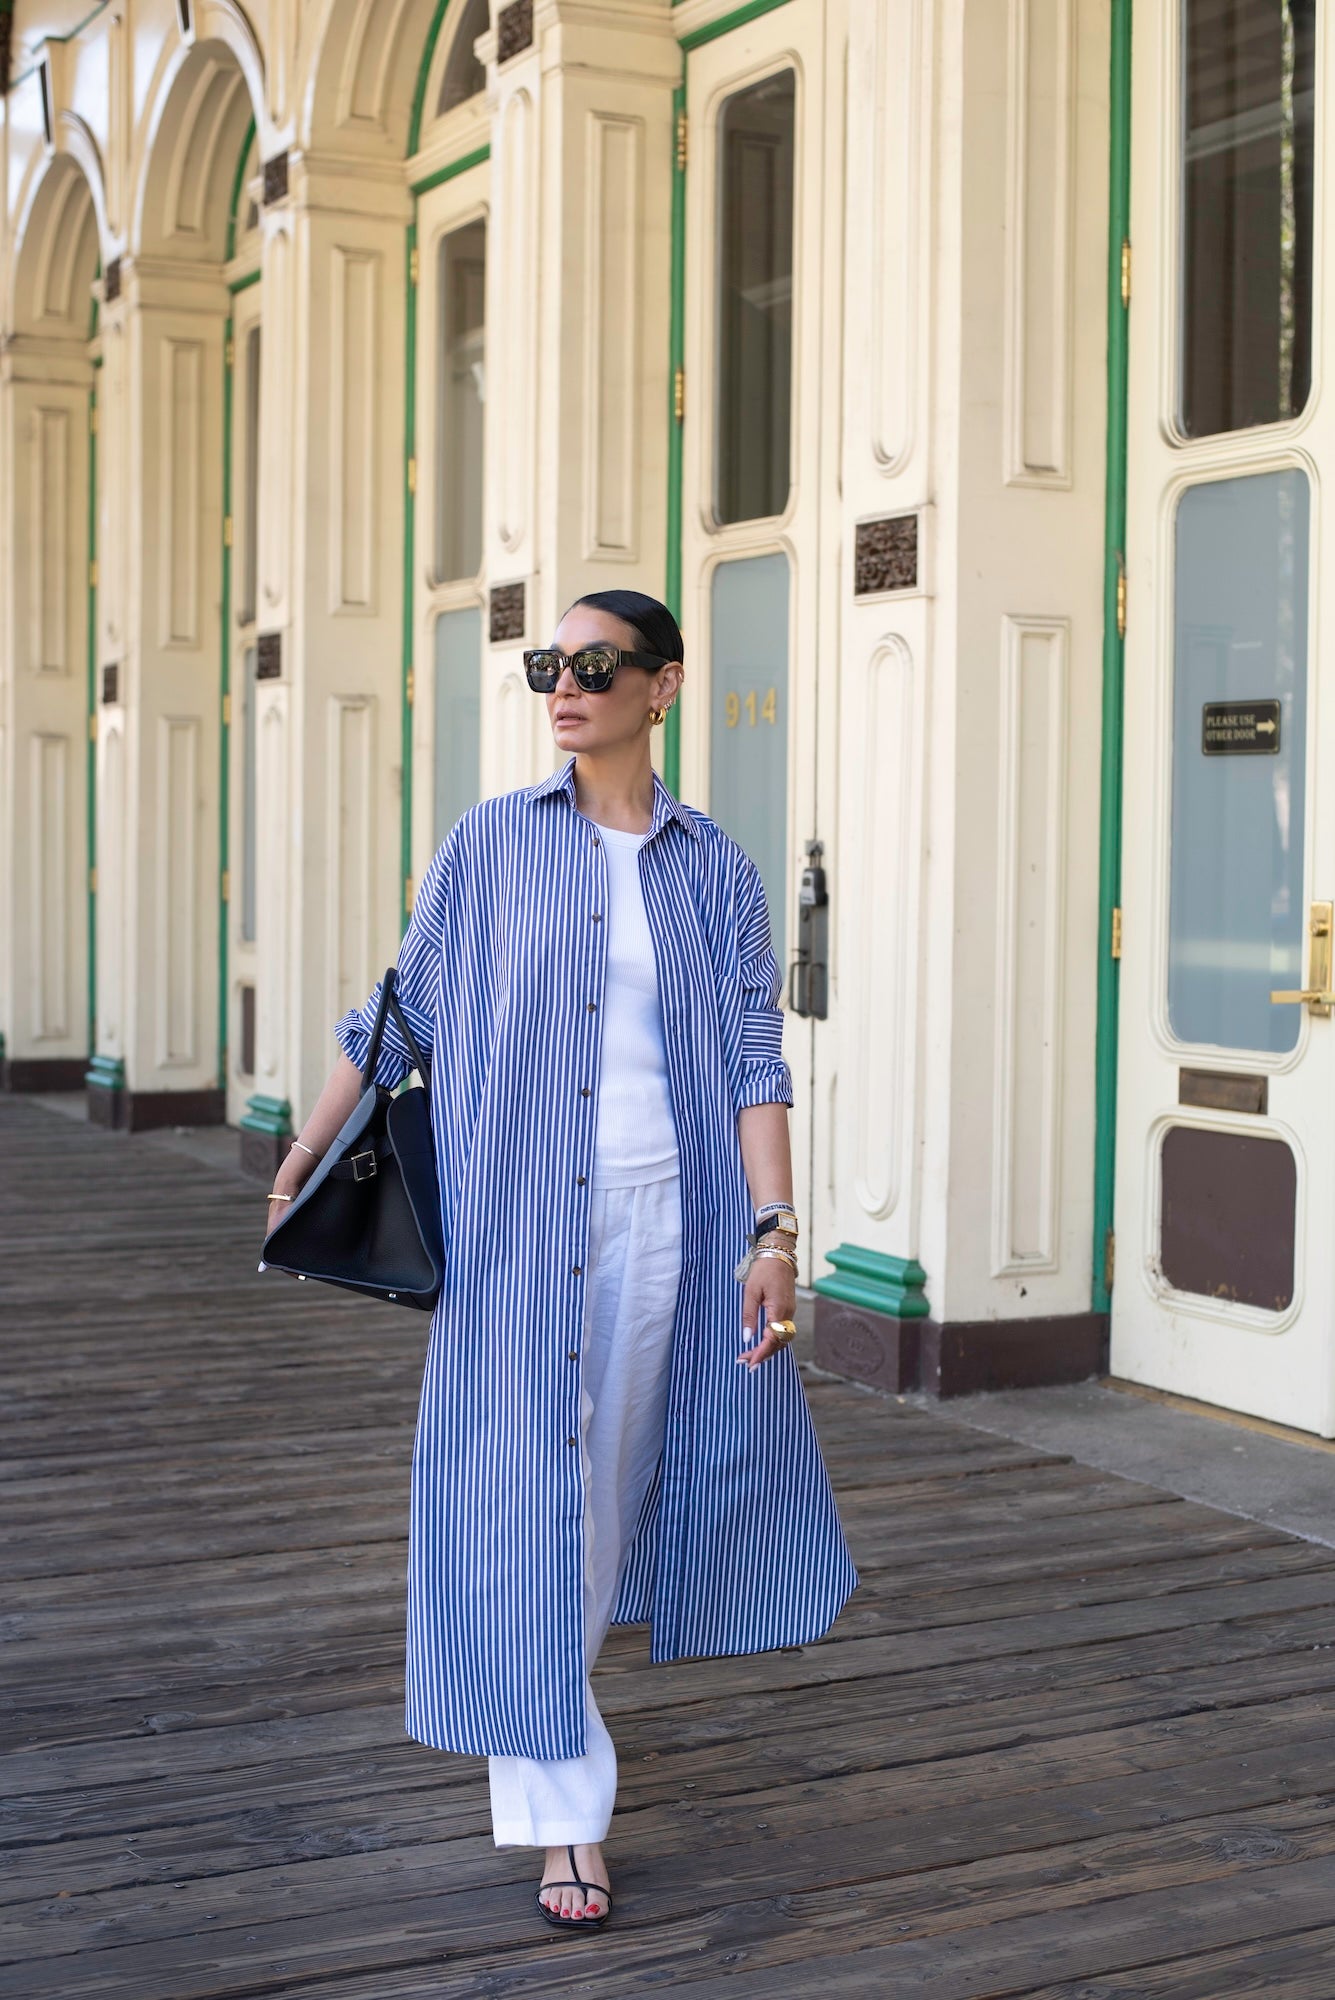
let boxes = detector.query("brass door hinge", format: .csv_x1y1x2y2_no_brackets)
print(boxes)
89,403,99,435
1104,1227,1115,1292
225,337,235,370
673,367,685,423
221,869,230,904
405,668,415,707
88,559,98,590
1111,906,1123,959
675,110,688,172
88,712,97,743
223,515,234,548
89,866,97,894
407,456,418,494
404,873,414,915
1120,238,1131,309
409,245,420,286
222,692,232,726
1116,553,1127,640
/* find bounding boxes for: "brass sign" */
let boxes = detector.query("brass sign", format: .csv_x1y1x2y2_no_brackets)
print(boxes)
1202,699,1281,755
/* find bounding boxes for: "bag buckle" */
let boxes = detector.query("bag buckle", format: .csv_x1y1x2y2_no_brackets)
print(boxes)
350,1149,378,1182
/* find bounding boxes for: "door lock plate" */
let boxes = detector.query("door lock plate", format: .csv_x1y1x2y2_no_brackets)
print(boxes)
1270,901,1335,1016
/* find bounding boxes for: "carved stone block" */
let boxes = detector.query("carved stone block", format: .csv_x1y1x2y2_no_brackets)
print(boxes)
854,514,918,596
497,0,534,64
490,582,525,644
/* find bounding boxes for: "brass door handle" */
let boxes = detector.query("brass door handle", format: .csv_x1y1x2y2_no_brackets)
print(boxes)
1270,900,1334,1016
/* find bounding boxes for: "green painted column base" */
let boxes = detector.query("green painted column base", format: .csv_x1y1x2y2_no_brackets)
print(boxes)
812,1243,931,1319
812,1244,930,1395
240,1093,293,1183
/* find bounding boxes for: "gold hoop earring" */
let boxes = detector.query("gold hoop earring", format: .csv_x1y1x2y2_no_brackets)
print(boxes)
649,706,668,727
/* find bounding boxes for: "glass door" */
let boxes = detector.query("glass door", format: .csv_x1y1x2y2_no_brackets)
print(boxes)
680,0,838,1272
413,169,488,873
1113,0,1334,1432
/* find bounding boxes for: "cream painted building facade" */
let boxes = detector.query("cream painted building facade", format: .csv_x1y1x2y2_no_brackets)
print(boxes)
5,0,1332,1434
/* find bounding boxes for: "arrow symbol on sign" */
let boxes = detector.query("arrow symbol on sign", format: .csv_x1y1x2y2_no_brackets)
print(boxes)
1256,719,1278,735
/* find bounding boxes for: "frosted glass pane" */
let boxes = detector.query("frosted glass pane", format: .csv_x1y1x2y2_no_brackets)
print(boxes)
240,645,258,945
435,222,486,582
1168,470,1308,1052
714,71,794,525
434,607,481,845
710,553,789,961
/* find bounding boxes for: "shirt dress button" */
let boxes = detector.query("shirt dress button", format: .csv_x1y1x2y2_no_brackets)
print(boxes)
587,1001,597,1012
591,911,603,922
568,1349,579,1361
576,1175,587,1186
567,1436,578,1448
580,1086,591,1098
571,1265,582,1277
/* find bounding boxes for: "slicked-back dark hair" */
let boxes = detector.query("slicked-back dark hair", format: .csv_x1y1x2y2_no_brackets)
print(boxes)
565,589,684,663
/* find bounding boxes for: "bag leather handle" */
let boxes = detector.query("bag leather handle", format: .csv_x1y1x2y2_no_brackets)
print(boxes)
360,966,432,1090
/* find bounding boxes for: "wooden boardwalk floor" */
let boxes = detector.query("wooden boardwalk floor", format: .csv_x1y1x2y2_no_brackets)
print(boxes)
5,1095,1335,1998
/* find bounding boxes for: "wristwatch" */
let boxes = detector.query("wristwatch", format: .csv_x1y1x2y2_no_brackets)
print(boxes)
753,1209,799,1245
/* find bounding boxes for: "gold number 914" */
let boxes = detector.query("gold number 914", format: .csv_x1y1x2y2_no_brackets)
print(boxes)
725,688,779,728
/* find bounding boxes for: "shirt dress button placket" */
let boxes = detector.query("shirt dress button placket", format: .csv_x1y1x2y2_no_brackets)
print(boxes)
566,828,607,1410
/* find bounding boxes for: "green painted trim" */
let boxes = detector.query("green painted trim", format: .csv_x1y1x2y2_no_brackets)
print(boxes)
401,218,419,935
219,317,235,1089
86,384,98,1054
1092,0,1131,1316
411,143,490,197
664,78,686,797
813,1243,931,1321
225,116,256,263
407,0,453,159
85,1052,125,1091
228,267,261,297
240,1092,293,1137
679,0,793,54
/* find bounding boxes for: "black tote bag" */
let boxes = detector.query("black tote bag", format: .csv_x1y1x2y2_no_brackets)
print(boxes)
260,969,444,1311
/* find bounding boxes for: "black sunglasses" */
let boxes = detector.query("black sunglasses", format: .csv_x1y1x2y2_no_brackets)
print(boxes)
523,645,672,693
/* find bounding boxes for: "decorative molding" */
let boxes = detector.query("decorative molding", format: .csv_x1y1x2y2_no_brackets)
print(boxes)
255,690,286,1082
497,0,534,64
160,338,203,647
30,733,70,1041
584,113,642,560
990,615,1069,1274
813,1243,931,1319
868,0,925,474
495,87,534,554
156,715,200,1066
327,696,375,1033
1003,0,1076,487
256,631,282,677
329,246,379,613
854,514,917,596
852,636,917,1220
32,406,70,672
98,720,124,1045
489,580,525,643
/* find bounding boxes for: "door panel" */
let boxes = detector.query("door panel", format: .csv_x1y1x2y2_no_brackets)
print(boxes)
680,0,838,1270
1113,0,1334,1432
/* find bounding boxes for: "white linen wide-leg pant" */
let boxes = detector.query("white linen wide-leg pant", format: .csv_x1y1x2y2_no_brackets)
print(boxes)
488,1172,682,1848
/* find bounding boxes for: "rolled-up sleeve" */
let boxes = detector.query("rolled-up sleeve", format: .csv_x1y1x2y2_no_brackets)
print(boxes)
334,837,454,1089
734,856,793,1112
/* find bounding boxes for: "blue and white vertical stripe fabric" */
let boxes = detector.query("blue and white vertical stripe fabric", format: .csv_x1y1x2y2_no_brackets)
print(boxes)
335,758,858,1760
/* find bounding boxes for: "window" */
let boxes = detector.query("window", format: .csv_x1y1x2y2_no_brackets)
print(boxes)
434,608,482,843
714,70,795,524
438,0,488,115
1180,0,1315,436
435,220,487,582
239,325,260,624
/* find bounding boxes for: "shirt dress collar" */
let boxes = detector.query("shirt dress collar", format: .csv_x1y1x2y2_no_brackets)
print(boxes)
528,758,700,842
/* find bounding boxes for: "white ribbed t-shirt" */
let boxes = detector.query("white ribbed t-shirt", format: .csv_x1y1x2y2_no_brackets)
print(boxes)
590,824,680,1189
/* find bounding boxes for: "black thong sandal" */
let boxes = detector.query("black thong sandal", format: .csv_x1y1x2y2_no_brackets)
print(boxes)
535,1845,613,1931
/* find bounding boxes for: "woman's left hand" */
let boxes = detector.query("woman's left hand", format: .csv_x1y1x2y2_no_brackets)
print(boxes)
738,1252,798,1370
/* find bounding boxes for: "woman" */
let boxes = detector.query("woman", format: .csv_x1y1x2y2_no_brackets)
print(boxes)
265,589,856,1929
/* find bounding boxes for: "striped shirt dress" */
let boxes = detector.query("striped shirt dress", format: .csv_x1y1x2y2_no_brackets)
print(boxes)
335,760,858,1761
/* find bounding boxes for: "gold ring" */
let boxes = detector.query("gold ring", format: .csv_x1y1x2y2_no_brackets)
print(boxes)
766,1318,797,1346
